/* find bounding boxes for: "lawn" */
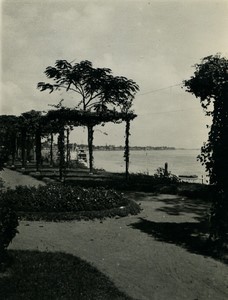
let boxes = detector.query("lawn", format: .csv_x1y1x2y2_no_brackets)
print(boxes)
0,250,135,300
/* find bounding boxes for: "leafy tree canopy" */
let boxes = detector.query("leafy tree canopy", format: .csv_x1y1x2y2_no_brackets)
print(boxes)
184,54,228,183
37,60,139,112
184,54,228,242
184,54,228,184
184,54,228,113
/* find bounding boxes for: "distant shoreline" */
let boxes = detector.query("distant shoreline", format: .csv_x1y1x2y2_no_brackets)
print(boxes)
93,147,176,151
43,142,200,152
70,145,186,151
70,144,200,151
92,147,200,151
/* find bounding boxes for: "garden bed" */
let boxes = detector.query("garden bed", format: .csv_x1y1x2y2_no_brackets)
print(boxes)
0,184,141,221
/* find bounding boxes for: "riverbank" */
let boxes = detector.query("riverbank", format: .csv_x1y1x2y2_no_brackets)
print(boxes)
1,164,211,200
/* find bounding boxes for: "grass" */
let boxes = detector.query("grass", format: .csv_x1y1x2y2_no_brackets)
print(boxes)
6,164,211,196
0,250,135,300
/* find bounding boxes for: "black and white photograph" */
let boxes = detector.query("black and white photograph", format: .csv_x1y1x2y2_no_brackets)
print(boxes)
0,0,228,299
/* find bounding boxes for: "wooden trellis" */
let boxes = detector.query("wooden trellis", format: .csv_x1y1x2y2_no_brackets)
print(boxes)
0,108,137,180
45,108,137,179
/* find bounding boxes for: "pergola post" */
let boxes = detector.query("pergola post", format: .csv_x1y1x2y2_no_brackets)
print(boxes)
124,119,130,180
87,125,94,173
50,132,53,167
66,127,70,168
35,129,42,172
45,109,136,178
11,132,17,167
58,126,65,181
21,128,27,169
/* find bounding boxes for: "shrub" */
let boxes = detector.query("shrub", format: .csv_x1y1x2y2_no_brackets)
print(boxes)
0,146,9,171
153,167,180,183
0,194,19,269
0,184,141,221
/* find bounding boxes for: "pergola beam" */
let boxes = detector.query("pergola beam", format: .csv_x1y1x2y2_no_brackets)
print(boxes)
0,108,137,179
44,108,137,176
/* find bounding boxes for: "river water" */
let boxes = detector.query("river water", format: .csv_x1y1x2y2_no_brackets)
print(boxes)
92,149,208,184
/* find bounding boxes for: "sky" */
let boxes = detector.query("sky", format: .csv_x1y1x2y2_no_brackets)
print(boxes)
1,0,228,148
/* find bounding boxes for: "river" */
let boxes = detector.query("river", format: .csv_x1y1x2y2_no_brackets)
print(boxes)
92,149,208,183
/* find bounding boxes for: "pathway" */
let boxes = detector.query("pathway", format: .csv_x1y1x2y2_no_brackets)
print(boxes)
1,169,227,299
0,168,45,189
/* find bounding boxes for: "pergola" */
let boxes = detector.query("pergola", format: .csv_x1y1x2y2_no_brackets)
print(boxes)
0,108,137,180
44,108,137,179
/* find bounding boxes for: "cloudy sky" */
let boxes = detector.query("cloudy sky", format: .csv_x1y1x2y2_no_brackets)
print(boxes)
1,0,228,148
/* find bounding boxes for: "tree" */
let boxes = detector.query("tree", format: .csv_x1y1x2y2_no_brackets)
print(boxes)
19,110,56,172
37,60,139,172
0,115,19,168
184,54,228,243
19,110,44,171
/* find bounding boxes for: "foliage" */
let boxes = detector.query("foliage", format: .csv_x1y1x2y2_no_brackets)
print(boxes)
0,250,133,300
0,115,19,166
0,184,141,221
38,60,139,113
0,146,8,171
0,195,19,269
0,111,58,169
45,107,137,127
57,127,65,180
124,119,130,179
65,171,180,194
155,167,180,182
38,59,139,173
184,54,228,243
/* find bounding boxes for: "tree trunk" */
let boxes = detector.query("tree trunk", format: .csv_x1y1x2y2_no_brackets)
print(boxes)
11,132,16,166
35,130,42,172
50,132,53,167
66,128,70,168
26,134,32,163
15,136,19,160
124,120,130,180
58,127,65,181
87,125,94,173
21,128,26,169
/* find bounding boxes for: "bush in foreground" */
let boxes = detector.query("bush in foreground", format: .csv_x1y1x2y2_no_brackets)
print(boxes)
0,197,19,270
0,184,141,221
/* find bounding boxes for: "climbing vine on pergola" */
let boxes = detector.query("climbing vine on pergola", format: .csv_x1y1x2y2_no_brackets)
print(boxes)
1,59,139,180
37,59,139,178
45,107,137,179
0,108,137,180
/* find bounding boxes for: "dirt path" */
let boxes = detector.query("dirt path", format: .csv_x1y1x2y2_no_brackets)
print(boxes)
10,196,228,300
0,168,45,189
9,192,228,300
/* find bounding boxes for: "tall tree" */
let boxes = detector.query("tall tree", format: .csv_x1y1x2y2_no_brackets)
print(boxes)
184,54,228,243
37,60,139,172
0,115,19,167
